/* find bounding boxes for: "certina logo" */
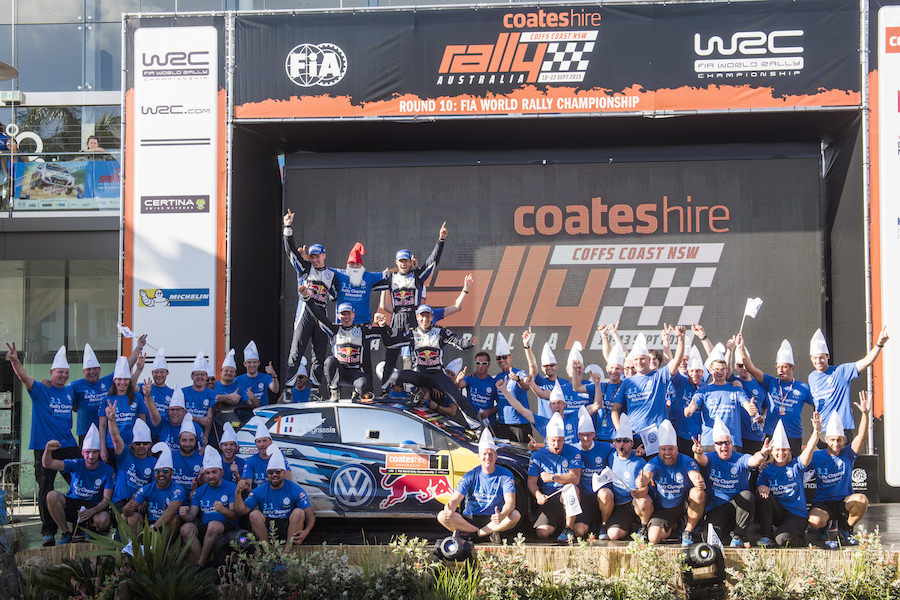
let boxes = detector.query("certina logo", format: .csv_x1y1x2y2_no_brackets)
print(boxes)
140,195,209,214
140,104,211,116
693,30,804,79
285,43,347,87
141,50,210,78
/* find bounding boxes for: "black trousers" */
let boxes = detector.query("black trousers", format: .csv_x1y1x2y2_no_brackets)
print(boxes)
705,489,755,541
323,356,371,396
494,423,533,444
393,369,477,422
33,447,81,536
287,304,330,395
380,311,413,392
757,495,808,547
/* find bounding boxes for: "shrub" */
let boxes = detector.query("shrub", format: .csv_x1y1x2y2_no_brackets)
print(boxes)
476,533,539,600
726,550,796,600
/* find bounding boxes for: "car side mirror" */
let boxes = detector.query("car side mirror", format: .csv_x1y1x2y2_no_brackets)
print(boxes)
366,429,380,440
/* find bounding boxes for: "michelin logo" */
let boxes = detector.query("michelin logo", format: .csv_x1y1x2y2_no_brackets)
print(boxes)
139,288,210,308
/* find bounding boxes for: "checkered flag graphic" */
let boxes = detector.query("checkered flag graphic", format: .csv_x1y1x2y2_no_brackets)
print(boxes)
541,41,595,72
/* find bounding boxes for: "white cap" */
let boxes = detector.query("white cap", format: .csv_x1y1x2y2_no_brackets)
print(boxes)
607,343,626,367
255,419,272,440
627,333,650,360
734,345,749,364
478,428,497,453
771,420,790,450
776,339,795,365
712,417,732,441
51,346,69,371
151,348,168,371
191,352,206,373
657,419,677,447
541,343,557,366
179,412,197,439
687,346,704,371
546,413,566,438
113,356,131,380
615,413,633,439
82,423,101,450
221,349,236,370
567,341,584,367
706,343,726,366
584,364,604,379
132,418,152,443
169,387,185,409
244,340,260,362
825,412,845,438
267,443,286,471
205,357,214,378
220,422,238,445
445,358,463,375
298,356,308,377
577,406,594,434
152,442,173,470
202,445,223,470
495,332,511,356
810,328,829,356
82,343,100,370
549,380,566,404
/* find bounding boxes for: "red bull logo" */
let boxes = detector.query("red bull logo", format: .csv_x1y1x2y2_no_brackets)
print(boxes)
416,349,441,367
306,281,328,302
337,345,361,364
378,468,453,509
393,289,415,306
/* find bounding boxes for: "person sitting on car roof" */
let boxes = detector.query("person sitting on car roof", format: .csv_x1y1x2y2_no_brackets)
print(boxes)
437,428,521,544
242,420,293,489
235,444,315,545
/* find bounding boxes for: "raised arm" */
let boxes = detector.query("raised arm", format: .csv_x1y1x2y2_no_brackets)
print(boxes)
265,361,280,395
127,334,147,368
586,370,604,416
598,325,612,363
798,411,822,467
440,274,474,319
42,440,65,471
667,326,687,376
856,325,889,373
691,324,714,357
416,221,447,281
851,390,871,455
522,328,539,378
747,437,772,468
497,376,535,424
104,399,125,457
5,343,34,392
691,436,708,467
735,334,765,384
660,324,674,363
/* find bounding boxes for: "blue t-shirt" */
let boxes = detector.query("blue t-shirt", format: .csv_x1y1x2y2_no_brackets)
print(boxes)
566,379,593,414
455,465,516,516
242,453,274,488
810,446,857,502
191,480,238,524
532,375,572,418
612,368,672,432
181,386,216,421
808,363,859,431
244,479,310,519
71,374,114,436
703,451,752,509
593,381,620,441
642,453,699,509
62,459,115,501
534,411,579,446
692,382,748,447
575,442,608,493
757,460,808,517
495,369,529,425
330,268,387,324
135,481,187,522
138,383,173,435
668,373,701,440
606,449,645,505
105,394,147,447
463,374,498,425
213,381,239,402
112,448,156,503
235,372,274,407
528,444,582,493
158,420,205,451
760,375,814,439
222,456,246,483
171,450,203,491
733,376,765,443
292,386,312,402
29,381,77,450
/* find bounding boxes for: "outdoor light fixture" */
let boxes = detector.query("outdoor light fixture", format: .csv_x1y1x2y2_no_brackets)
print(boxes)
682,542,726,600
433,535,473,562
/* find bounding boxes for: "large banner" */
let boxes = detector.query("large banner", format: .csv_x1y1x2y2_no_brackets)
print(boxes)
283,151,824,366
13,160,119,211
235,0,859,119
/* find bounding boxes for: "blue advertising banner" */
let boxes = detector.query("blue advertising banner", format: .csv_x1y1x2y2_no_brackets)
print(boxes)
13,159,120,210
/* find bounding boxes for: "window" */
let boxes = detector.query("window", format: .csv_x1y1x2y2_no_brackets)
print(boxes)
273,407,338,443
338,407,426,446
15,25,83,92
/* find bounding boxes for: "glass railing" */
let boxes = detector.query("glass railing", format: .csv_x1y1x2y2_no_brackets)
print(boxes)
0,150,121,214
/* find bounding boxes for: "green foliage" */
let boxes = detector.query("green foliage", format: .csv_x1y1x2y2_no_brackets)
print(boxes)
621,537,684,600
476,533,539,600
726,549,797,600
430,562,480,600
24,555,120,600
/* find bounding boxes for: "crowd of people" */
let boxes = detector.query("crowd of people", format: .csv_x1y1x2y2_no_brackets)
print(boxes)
3,211,890,562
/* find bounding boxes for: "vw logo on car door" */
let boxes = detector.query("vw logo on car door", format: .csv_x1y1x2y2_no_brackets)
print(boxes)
330,464,376,509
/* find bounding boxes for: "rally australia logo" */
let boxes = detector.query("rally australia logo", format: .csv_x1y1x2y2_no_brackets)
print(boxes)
285,43,347,87
693,30,804,79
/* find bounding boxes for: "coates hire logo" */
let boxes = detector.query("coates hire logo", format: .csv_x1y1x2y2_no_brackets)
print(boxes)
693,29,804,79
436,8,601,87
141,50,210,79
140,195,209,214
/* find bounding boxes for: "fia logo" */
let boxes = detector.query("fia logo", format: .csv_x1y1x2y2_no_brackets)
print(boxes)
285,43,347,87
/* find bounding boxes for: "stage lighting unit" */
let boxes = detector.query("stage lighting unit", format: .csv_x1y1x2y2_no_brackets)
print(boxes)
683,542,726,600
434,535,474,562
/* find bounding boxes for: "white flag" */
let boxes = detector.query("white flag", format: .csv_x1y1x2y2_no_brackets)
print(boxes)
743,297,763,319
707,523,723,550
561,483,582,517
117,323,136,338
637,424,660,456
592,467,615,492
121,540,134,556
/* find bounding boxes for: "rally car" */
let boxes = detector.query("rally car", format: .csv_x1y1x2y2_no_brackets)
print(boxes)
235,402,532,519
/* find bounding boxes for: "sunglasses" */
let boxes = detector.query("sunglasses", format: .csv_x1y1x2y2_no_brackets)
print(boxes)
614,438,633,444
153,468,171,474
714,440,733,446
133,441,152,446
496,355,510,361
735,363,745,369
474,361,489,366
266,469,283,475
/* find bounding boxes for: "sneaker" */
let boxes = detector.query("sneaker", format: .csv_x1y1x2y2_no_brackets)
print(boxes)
41,534,55,547
58,532,73,545
597,526,609,541
729,536,744,548
838,529,859,546
557,528,574,543
489,532,502,544
329,388,340,402
636,524,648,542
681,530,694,547
757,536,774,548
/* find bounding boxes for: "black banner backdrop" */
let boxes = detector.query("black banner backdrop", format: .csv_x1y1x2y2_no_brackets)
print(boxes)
234,0,859,119
283,147,824,363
